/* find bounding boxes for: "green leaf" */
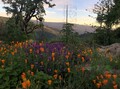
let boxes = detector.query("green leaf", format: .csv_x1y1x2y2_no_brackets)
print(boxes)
0,74,3,79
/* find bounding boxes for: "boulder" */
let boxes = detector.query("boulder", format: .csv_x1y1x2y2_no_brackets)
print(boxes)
98,43,120,58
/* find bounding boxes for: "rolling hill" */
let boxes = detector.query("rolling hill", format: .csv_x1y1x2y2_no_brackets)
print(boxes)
0,16,96,36
43,22,95,34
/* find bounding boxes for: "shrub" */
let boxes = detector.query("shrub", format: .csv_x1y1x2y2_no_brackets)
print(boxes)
60,23,80,46
3,17,27,43
94,27,113,46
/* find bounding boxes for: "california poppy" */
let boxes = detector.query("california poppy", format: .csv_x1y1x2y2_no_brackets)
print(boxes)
48,80,52,85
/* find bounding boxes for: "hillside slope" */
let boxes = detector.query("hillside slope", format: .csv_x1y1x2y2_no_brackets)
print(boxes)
0,16,96,35
43,22,95,34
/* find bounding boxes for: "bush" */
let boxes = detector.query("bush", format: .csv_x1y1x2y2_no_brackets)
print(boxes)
94,27,114,46
60,23,80,46
112,28,120,43
3,17,27,43
94,27,120,46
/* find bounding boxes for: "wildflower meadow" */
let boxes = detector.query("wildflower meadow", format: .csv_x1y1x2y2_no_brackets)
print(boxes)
0,0,120,89
0,41,120,89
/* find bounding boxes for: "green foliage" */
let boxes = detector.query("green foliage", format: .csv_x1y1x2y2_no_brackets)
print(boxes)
4,17,27,43
94,27,120,46
0,62,25,89
0,17,8,40
60,23,80,46
106,0,120,25
0,41,120,89
30,71,53,89
112,28,120,43
109,57,120,70
93,0,120,46
79,33,95,47
2,0,55,35
93,0,113,27
94,28,111,45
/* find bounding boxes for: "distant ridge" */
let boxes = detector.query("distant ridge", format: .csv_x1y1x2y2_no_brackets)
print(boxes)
43,22,95,34
0,16,96,34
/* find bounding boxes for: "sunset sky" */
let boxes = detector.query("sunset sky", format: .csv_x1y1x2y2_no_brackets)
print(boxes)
0,0,99,25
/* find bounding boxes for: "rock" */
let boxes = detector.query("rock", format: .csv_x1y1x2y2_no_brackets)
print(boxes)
98,43,120,58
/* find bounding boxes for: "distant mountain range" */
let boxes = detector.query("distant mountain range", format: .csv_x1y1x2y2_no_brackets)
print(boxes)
43,22,95,34
0,16,96,35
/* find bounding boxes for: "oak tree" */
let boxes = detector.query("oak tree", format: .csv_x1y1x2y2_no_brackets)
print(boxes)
2,0,55,35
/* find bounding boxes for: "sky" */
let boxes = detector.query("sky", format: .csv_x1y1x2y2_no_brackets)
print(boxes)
0,0,99,25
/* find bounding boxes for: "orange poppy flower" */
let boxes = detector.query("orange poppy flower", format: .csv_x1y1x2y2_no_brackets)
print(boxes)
40,47,44,52
113,74,117,79
65,62,70,66
22,81,27,89
54,70,58,73
96,83,101,88
52,52,55,57
102,79,108,85
52,57,55,61
22,80,31,89
11,52,15,55
106,74,111,79
30,64,34,69
67,51,71,56
26,79,31,87
48,80,52,85
113,84,118,89
65,55,69,59
53,74,58,79
29,48,32,53
21,73,26,80
82,57,85,62
107,74,111,78
1,60,5,64
67,68,71,73
77,54,81,58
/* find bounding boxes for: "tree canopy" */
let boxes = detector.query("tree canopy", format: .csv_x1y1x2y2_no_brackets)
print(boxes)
93,0,120,28
2,0,55,34
93,0,120,45
93,0,113,28
107,0,120,25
